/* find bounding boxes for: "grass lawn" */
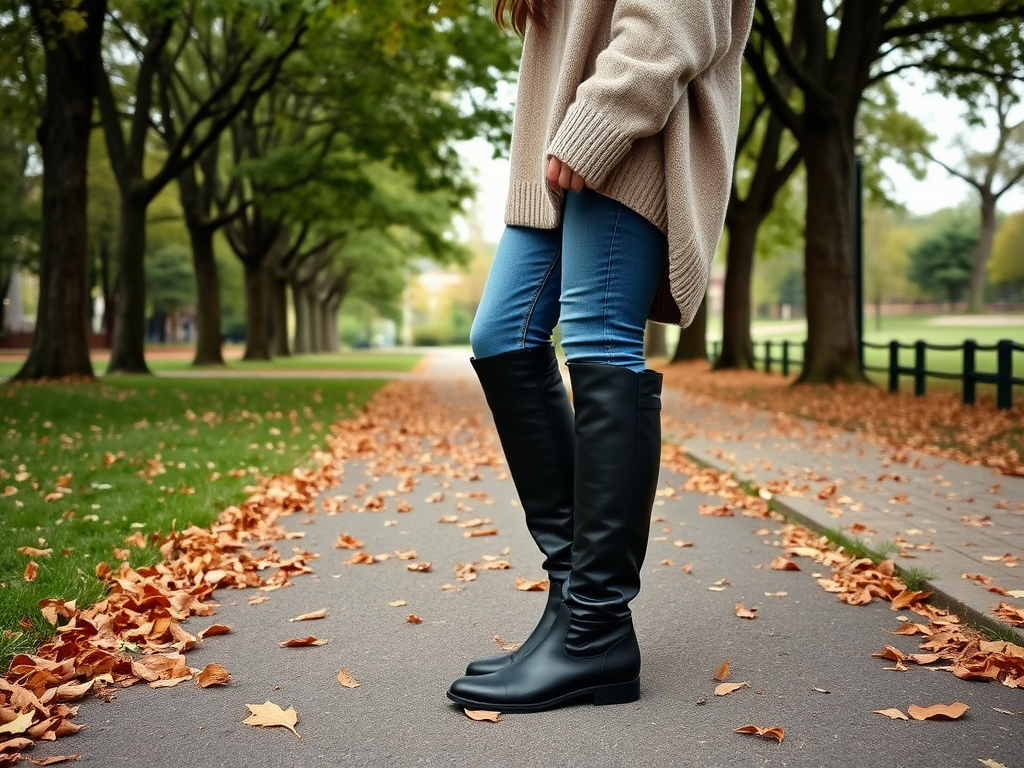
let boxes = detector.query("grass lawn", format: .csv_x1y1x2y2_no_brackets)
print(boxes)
0,372,399,668
707,314,1024,395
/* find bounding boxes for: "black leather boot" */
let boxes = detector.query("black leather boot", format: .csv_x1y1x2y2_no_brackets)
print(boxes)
463,347,575,675
447,363,662,711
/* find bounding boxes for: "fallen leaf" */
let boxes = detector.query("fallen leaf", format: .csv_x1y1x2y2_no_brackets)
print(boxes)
874,708,909,720
514,577,549,592
279,637,328,647
23,561,38,582
248,595,271,605
337,669,359,688
907,702,970,721
714,661,730,681
395,549,417,560
289,609,328,622
715,682,748,696
198,624,232,639
464,529,498,538
735,604,758,620
891,589,932,611
346,552,375,565
242,701,300,738
770,556,800,571
0,712,35,736
334,534,364,550
978,760,1009,768
406,562,432,572
734,724,784,743
16,547,52,558
196,664,231,688
23,756,83,765
463,709,501,722
388,600,407,607
406,614,423,625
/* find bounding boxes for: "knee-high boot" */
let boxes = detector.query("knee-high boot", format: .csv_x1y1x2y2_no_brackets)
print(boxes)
463,346,575,675
447,363,662,711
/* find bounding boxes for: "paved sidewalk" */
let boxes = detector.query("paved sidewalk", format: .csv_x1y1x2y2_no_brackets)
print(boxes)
26,349,1024,768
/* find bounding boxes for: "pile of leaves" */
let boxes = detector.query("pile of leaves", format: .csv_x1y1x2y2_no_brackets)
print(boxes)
659,362,1024,476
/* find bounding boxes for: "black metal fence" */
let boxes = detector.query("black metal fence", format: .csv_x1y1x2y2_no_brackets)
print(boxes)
708,338,1024,410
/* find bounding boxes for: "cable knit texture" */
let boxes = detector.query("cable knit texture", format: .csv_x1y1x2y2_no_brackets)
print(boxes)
504,0,754,327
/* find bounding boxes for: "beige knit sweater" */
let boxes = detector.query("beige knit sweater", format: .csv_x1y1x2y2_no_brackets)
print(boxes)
504,0,754,327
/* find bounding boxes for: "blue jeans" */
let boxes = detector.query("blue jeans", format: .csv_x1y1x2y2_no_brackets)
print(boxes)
470,189,667,373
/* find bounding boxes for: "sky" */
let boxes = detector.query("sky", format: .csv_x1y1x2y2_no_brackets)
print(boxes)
456,72,1024,245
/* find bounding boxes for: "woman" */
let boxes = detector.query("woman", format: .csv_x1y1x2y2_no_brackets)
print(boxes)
447,0,754,713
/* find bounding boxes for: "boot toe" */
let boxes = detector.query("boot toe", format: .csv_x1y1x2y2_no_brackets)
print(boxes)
465,654,513,676
447,673,508,709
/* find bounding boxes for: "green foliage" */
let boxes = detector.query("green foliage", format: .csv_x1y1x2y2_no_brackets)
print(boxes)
146,243,195,313
908,214,978,302
990,208,1024,284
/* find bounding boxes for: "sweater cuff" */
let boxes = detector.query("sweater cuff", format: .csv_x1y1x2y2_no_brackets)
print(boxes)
547,102,634,188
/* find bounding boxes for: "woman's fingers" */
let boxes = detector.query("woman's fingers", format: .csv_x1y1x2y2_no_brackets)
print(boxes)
546,156,589,192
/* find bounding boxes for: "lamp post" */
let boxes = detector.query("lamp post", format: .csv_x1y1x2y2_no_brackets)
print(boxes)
854,133,865,374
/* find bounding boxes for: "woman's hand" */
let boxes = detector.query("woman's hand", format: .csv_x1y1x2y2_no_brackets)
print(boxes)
546,156,589,192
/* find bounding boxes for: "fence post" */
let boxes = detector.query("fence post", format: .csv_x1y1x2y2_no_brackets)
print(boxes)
764,340,773,373
962,340,976,406
997,339,1013,411
782,340,790,376
888,341,899,393
914,340,926,397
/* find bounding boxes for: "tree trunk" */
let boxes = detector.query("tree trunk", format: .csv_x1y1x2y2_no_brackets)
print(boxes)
967,190,997,314
797,125,866,384
14,0,107,381
672,293,708,362
715,222,756,369
310,291,326,353
292,281,312,354
106,193,151,373
269,273,290,357
189,224,225,366
324,296,340,352
644,321,667,359
242,260,272,361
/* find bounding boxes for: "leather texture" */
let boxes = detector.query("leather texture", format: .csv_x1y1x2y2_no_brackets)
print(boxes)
464,347,575,675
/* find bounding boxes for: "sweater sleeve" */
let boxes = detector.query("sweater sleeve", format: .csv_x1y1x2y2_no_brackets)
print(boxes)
547,0,726,187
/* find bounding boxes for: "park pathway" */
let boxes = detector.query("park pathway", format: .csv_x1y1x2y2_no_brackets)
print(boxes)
27,348,1024,768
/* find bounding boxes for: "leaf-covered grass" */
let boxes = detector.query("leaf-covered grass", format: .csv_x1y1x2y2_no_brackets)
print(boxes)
0,375,388,667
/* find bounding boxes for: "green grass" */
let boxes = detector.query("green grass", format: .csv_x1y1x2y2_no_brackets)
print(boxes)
0,375,391,668
0,348,423,379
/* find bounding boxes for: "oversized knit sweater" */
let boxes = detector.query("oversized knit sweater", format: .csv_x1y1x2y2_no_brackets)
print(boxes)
504,0,754,327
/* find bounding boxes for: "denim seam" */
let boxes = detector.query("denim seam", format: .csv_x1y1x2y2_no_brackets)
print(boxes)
518,249,562,348
603,204,624,361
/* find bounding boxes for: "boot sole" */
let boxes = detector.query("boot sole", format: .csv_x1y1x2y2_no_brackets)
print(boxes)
446,677,640,713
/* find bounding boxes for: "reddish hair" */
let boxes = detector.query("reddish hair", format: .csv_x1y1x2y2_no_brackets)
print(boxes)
494,0,547,34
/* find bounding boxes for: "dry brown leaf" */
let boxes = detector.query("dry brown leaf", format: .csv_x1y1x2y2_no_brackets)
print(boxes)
16,547,52,558
248,595,271,605
388,600,407,607
335,533,364,550
395,550,417,561
198,624,232,639
148,676,192,689
196,664,231,688
242,701,300,738
992,602,1024,627
874,708,909,720
978,759,1010,768
734,724,784,743
770,556,800,571
734,604,758,620
23,755,83,765
337,669,359,688
714,661,730,681
463,709,501,722
23,561,38,582
289,609,328,622
346,552,375,565
514,577,549,592
279,637,328,648
0,712,35,736
907,702,970,721
406,614,423,625
891,589,933,611
464,529,498,538
406,562,432,572
715,682,748,696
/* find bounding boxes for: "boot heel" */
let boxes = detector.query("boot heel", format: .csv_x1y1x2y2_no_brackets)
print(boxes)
593,678,640,706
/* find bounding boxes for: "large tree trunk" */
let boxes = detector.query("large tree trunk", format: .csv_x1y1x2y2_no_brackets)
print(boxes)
269,273,290,357
715,222,756,369
292,282,312,354
968,190,997,314
672,293,708,362
644,321,667,359
310,291,326,353
797,125,866,384
242,260,272,361
189,225,225,366
14,0,107,381
107,194,151,373
324,295,340,352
